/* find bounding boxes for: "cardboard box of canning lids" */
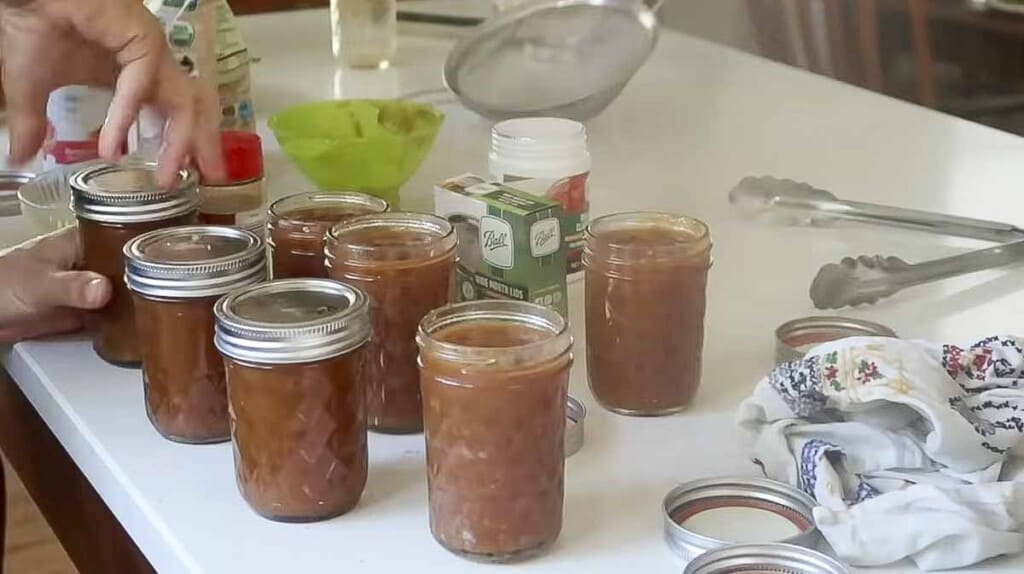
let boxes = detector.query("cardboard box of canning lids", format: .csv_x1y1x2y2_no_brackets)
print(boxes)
434,174,568,317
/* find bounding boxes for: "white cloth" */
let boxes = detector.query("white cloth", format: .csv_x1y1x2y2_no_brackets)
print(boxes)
738,335,1024,571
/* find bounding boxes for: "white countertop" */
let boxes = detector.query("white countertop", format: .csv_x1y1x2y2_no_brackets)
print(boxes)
5,7,1024,574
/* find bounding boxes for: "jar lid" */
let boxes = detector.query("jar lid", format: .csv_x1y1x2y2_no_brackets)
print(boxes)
214,279,370,364
775,316,897,365
684,544,849,574
70,162,199,223
663,477,821,565
124,226,266,299
565,395,586,458
220,131,264,183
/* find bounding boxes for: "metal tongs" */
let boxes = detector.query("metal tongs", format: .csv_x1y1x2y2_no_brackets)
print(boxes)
730,177,1024,309
730,177,1024,243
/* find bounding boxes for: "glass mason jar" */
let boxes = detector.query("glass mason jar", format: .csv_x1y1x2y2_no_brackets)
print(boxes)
417,300,573,562
124,226,266,444
70,162,199,367
197,131,266,230
267,191,389,279
330,0,397,69
583,212,712,416
214,279,370,522
326,212,456,434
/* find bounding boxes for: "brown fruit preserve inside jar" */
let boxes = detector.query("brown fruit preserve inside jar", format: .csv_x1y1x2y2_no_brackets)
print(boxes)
134,296,223,439
328,213,456,434
214,279,371,522
267,191,389,279
71,163,200,367
584,212,712,416
80,216,196,365
418,300,573,562
125,226,266,444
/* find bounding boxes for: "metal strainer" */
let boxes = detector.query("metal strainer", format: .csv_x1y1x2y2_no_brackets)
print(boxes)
443,0,660,121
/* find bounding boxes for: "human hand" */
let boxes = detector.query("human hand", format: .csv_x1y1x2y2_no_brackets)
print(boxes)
0,0,225,186
0,227,111,344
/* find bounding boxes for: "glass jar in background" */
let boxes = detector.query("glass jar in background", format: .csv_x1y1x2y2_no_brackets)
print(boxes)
124,226,266,444
70,163,199,367
267,191,389,279
331,0,397,69
584,212,712,416
214,279,371,522
198,131,266,231
326,212,456,434
417,300,573,562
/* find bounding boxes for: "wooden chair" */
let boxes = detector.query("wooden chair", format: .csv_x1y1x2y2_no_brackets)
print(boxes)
882,0,1024,119
745,0,936,106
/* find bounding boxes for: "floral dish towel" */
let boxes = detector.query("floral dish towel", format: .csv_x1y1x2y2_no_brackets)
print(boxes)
738,335,1024,571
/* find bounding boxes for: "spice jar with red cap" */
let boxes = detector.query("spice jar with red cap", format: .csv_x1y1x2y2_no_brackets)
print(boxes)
198,130,266,234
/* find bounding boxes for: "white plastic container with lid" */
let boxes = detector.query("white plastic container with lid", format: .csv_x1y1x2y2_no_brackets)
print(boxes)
41,86,113,170
489,117,591,277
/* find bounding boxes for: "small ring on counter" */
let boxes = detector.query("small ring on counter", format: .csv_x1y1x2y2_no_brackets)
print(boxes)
566,395,586,457
663,477,823,566
683,543,849,574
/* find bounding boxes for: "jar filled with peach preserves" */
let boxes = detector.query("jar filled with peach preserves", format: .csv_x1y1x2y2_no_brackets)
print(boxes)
327,212,457,434
584,212,712,416
417,300,573,562
124,225,266,444
70,163,200,366
214,279,371,522
267,191,389,279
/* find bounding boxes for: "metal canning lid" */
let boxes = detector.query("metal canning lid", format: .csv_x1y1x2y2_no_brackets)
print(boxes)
214,278,371,365
124,226,267,299
663,477,822,565
565,395,586,458
69,162,199,223
683,543,849,574
775,316,897,365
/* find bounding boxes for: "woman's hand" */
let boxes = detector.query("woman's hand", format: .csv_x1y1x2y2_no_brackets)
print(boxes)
0,228,111,344
0,0,225,186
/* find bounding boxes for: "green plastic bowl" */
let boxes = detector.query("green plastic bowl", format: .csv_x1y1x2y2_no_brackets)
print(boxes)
269,100,445,207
